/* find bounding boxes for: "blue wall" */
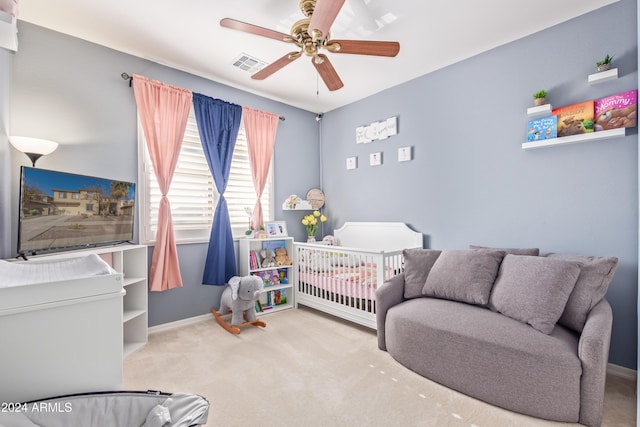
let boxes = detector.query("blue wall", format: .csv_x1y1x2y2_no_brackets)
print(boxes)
320,0,638,369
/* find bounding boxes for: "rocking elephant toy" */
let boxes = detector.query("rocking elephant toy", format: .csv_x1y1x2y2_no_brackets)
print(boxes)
211,275,266,334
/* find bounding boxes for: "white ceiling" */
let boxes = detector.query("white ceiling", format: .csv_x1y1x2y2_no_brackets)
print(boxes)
18,0,619,113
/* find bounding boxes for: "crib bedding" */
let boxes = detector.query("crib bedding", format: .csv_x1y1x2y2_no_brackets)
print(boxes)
298,263,394,299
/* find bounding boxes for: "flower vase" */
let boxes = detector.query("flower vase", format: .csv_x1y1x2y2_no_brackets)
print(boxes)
307,236,316,243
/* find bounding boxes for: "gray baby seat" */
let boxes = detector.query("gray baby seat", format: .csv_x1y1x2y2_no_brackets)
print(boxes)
0,390,209,427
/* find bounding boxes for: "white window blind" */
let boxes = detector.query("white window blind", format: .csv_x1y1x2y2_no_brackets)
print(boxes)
138,112,273,244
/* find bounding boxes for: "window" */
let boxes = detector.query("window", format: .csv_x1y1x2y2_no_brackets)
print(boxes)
138,110,274,244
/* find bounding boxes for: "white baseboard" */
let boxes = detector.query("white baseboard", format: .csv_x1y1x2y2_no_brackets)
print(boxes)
148,313,211,335
607,363,637,381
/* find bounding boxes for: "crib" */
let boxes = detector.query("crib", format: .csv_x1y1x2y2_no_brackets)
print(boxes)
293,222,422,329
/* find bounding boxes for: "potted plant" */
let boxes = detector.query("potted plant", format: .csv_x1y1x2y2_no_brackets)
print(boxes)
302,210,327,242
596,54,614,72
533,90,547,107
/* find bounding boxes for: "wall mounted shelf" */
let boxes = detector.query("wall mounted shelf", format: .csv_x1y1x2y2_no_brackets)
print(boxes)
282,206,314,211
527,104,553,118
522,128,626,150
588,68,618,84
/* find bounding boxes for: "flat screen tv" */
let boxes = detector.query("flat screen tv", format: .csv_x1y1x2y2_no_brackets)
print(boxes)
18,167,136,256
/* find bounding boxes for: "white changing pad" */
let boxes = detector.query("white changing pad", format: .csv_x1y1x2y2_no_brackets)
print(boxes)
0,254,114,287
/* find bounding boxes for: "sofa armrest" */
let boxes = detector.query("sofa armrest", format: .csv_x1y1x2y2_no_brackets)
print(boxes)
577,298,613,427
376,273,407,351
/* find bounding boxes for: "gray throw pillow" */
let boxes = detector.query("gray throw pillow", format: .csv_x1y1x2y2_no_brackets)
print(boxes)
489,255,581,334
422,249,505,306
469,245,540,256
402,249,442,299
547,253,618,332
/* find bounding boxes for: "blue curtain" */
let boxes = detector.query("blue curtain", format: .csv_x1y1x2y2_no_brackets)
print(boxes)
193,93,242,285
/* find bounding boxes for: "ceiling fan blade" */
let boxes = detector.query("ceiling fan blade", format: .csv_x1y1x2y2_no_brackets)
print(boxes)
252,52,301,80
312,54,344,91
220,18,291,43
325,40,400,57
308,0,345,40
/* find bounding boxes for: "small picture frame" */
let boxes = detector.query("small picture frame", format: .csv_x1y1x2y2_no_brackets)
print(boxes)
346,156,358,170
265,221,288,237
370,152,382,166
398,146,412,162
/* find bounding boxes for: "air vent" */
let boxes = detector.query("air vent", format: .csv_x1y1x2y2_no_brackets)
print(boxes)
232,53,267,73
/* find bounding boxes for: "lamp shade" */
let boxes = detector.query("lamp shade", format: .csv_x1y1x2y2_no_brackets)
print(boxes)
9,136,58,155
9,136,59,166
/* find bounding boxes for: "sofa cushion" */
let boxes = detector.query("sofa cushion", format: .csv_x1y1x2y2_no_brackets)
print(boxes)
469,245,540,256
489,255,581,334
385,298,581,422
422,249,505,306
402,249,442,299
547,253,618,332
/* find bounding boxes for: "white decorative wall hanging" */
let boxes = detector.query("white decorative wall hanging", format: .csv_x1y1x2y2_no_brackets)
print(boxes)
356,116,398,144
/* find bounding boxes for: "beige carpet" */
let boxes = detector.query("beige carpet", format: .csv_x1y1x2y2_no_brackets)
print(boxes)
124,306,636,427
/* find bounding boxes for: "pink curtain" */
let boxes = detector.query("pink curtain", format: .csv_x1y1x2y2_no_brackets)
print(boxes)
242,107,279,229
132,74,192,292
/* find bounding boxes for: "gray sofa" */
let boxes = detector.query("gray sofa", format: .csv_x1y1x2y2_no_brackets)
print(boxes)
376,247,618,427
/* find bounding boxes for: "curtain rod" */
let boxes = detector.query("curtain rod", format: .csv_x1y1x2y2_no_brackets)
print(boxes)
121,72,285,121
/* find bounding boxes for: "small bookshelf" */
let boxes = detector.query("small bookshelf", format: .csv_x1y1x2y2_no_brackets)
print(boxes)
238,237,294,315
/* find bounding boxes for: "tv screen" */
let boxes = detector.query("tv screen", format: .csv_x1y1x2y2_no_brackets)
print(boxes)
18,167,136,255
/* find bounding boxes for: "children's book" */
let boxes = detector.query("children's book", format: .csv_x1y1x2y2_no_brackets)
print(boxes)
263,240,286,251
594,89,637,131
552,101,595,137
250,251,260,269
253,270,279,287
274,289,287,305
526,116,557,142
277,268,288,285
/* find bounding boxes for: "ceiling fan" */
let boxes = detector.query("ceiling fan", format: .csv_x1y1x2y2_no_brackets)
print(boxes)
221,0,400,91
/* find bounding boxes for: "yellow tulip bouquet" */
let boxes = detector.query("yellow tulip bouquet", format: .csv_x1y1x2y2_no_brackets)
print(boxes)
301,210,327,239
